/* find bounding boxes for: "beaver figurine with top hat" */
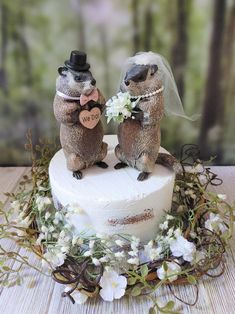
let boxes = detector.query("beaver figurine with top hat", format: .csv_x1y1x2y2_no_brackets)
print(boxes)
53,50,108,179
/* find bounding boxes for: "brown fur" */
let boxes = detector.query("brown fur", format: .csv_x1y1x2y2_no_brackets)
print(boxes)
54,90,107,171
116,66,164,174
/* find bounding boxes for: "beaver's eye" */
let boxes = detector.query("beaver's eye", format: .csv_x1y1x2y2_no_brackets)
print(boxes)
74,75,82,82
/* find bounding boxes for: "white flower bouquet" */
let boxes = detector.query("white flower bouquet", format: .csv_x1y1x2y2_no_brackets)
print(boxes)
106,92,139,123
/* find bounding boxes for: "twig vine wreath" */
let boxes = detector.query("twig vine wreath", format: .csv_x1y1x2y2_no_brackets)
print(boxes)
1,132,234,314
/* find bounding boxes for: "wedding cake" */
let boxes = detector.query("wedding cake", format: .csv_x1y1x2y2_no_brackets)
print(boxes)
49,135,175,242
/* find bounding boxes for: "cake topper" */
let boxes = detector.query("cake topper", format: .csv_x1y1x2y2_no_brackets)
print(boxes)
106,51,186,181
53,50,108,179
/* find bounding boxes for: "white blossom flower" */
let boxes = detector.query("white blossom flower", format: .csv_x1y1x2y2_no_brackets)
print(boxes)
92,257,101,266
217,194,227,201
127,257,139,265
64,287,88,304
106,92,137,123
157,261,181,282
99,270,127,301
99,255,110,263
72,235,83,246
45,212,51,220
115,239,125,247
35,196,51,211
144,240,162,261
166,215,174,220
36,233,45,245
114,251,125,259
43,249,66,267
205,213,227,233
188,163,204,174
170,235,196,262
15,217,30,236
159,220,168,230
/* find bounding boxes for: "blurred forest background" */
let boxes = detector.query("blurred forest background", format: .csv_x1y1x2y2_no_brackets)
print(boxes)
0,0,234,165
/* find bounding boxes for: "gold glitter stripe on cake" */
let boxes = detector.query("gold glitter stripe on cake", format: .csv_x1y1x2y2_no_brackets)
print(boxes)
107,209,154,226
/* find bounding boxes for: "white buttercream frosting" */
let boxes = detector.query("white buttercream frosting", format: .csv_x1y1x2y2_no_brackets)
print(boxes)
49,135,175,242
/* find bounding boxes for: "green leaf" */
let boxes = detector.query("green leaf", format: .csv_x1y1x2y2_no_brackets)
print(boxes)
163,261,168,272
164,300,175,310
149,307,156,314
187,275,197,285
127,277,137,285
2,266,11,271
140,264,149,277
131,286,141,297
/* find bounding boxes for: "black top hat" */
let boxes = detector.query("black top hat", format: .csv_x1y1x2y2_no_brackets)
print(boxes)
64,51,90,71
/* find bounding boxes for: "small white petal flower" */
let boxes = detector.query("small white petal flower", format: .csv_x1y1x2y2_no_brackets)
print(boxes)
205,213,227,233
36,196,51,211
99,255,110,263
166,215,174,220
45,212,51,220
127,257,139,265
41,225,48,233
157,261,181,282
114,251,125,259
89,240,95,249
83,250,92,257
64,287,88,304
92,257,101,266
159,220,168,230
170,235,196,262
217,194,227,201
99,270,127,302
43,249,66,267
115,239,125,247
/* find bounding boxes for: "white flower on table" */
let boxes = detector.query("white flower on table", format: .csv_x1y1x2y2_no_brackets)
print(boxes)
159,220,168,230
170,235,196,262
35,196,51,211
144,240,162,261
157,261,181,282
43,248,66,267
64,287,88,304
99,270,127,302
217,194,227,201
205,213,227,233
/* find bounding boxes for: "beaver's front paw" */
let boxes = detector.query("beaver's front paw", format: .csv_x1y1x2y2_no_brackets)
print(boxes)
137,171,149,181
96,161,108,169
73,170,83,180
114,162,128,170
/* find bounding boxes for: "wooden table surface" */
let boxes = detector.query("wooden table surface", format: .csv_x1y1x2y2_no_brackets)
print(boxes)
0,166,235,314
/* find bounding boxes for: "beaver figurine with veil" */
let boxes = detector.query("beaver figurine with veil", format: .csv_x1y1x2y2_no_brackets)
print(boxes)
106,51,195,181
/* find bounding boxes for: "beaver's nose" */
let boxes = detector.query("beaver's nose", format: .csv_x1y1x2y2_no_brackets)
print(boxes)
125,80,130,86
91,79,96,86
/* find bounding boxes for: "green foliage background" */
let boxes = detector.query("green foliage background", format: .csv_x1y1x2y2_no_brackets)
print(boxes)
0,0,234,165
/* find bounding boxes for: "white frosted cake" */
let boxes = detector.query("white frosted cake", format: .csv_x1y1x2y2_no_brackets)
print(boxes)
49,135,175,242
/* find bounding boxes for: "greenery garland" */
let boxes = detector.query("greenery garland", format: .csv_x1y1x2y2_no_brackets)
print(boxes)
0,132,234,314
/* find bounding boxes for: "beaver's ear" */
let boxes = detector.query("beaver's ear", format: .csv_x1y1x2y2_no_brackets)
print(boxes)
150,64,158,75
58,66,68,77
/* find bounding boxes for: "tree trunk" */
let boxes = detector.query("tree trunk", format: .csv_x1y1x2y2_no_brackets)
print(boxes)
199,0,227,160
171,0,190,101
144,2,153,51
132,0,140,53
216,0,235,163
100,25,110,97
77,0,86,51
0,3,8,94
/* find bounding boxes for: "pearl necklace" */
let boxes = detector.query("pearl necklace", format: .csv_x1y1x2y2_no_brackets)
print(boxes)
56,90,80,100
130,86,164,100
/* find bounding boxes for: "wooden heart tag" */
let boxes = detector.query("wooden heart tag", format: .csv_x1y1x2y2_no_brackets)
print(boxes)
79,107,101,129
